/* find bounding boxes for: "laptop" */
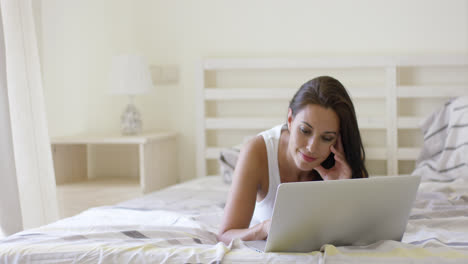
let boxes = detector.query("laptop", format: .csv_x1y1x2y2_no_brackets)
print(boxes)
245,174,421,252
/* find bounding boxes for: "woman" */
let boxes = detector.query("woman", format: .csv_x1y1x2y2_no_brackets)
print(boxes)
217,76,368,245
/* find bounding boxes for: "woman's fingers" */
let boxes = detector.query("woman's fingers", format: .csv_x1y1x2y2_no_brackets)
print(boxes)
330,145,352,179
335,134,344,152
314,165,326,175
317,142,351,180
261,219,272,239
330,145,345,162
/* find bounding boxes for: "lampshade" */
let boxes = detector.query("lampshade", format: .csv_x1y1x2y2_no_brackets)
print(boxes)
109,55,154,95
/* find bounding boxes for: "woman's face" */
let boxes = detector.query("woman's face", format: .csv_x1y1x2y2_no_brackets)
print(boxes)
287,104,340,172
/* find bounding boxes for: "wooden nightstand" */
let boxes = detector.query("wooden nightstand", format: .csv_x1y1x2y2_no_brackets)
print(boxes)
51,132,177,218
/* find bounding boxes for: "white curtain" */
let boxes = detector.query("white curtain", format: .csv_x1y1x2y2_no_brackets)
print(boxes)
0,2,22,238
0,0,58,236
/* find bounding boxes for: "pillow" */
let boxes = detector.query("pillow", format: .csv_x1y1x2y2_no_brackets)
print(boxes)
412,96,468,181
218,147,240,184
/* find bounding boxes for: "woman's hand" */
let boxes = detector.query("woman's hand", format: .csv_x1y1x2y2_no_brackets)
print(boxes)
257,219,271,240
315,135,352,180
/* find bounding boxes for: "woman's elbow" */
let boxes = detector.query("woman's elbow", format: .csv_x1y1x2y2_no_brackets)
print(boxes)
217,231,231,245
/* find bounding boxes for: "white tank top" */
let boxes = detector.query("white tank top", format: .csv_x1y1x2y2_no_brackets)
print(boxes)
250,124,284,227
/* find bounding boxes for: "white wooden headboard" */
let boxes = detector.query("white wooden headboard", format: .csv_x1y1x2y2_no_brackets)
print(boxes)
196,55,468,178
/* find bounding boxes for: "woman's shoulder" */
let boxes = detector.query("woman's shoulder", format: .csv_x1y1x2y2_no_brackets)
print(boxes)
234,135,269,189
241,135,267,163
235,135,268,177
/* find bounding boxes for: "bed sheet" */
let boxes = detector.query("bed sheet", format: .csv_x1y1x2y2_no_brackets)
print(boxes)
1,176,468,263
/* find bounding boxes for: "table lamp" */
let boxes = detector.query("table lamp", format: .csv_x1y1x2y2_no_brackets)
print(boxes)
109,55,154,135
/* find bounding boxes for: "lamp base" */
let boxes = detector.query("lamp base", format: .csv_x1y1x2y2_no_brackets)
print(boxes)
120,103,142,135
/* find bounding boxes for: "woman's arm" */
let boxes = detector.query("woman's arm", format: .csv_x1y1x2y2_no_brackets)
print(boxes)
217,136,270,245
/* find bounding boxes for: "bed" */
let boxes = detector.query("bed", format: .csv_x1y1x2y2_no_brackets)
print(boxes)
1,56,468,263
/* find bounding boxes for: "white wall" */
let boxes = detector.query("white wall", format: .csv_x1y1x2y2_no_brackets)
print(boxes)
40,0,468,182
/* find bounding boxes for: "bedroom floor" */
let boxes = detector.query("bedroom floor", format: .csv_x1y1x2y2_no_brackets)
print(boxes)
56,177,141,218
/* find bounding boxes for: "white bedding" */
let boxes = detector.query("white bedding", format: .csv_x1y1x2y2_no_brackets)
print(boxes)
1,175,468,263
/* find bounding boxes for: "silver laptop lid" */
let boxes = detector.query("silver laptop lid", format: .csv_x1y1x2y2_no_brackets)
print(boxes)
265,175,421,252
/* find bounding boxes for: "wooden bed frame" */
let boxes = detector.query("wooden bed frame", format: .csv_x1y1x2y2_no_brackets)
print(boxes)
196,55,468,178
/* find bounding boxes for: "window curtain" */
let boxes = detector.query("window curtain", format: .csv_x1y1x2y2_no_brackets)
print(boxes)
0,0,58,236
